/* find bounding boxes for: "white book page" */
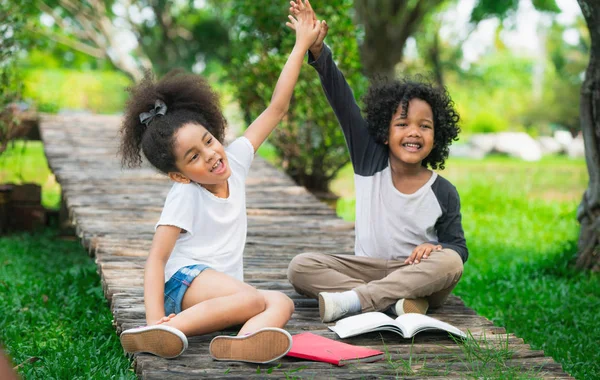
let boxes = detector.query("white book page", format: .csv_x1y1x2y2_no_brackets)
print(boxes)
329,312,404,338
395,313,466,338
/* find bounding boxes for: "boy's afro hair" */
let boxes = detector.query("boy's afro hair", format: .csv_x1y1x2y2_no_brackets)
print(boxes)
362,76,460,170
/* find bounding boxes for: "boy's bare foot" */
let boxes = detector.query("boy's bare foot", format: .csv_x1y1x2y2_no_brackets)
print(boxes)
209,327,293,364
120,324,188,359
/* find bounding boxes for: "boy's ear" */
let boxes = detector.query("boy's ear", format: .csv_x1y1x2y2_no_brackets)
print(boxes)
384,140,389,145
168,172,191,184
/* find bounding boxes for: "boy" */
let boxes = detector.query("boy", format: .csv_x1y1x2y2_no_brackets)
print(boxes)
286,0,467,323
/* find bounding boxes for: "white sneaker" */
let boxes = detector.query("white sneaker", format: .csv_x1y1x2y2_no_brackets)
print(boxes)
395,298,429,316
318,292,351,323
120,324,188,359
209,327,293,364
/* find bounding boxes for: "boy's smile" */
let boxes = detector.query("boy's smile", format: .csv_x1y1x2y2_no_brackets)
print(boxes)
169,123,231,195
386,98,434,168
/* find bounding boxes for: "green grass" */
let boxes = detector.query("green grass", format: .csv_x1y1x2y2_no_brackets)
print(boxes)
2,145,595,378
0,229,135,379
0,141,61,209
23,69,130,114
328,154,598,379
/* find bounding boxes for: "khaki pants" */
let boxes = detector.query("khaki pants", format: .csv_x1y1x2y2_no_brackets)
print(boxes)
287,249,463,313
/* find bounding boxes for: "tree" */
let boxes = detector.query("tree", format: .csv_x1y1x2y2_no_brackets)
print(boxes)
353,0,449,79
221,0,366,193
524,17,589,136
467,0,598,270
36,1,229,81
0,0,28,154
575,0,600,271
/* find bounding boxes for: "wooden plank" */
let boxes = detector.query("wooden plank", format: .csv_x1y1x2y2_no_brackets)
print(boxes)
39,114,574,379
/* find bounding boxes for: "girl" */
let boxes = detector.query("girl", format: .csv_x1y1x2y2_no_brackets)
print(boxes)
118,1,322,363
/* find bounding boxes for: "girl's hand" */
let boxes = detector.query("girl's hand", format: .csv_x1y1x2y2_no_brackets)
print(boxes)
287,0,328,58
404,243,443,265
285,0,322,51
149,313,176,326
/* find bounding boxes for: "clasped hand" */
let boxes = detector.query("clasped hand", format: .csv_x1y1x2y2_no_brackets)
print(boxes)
285,0,322,51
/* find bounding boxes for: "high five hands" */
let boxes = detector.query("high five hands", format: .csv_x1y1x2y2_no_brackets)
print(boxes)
286,0,323,51
286,0,329,58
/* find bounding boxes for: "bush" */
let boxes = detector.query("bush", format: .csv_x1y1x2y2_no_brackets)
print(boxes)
0,0,26,154
465,111,509,134
223,0,365,192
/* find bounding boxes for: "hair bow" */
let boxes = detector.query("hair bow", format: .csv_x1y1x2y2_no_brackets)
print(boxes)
139,99,167,126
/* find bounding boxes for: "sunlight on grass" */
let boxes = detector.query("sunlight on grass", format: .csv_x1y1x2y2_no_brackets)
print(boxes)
0,141,61,209
329,154,597,379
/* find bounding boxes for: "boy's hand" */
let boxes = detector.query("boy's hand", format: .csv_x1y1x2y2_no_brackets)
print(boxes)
405,243,443,265
287,0,328,58
286,0,322,51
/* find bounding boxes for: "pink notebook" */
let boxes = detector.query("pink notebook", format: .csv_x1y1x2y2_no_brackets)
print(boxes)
287,332,384,366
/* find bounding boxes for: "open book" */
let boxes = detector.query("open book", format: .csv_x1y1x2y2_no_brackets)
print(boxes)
329,312,467,340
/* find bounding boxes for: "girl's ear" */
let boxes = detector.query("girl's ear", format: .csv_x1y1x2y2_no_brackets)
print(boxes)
168,172,191,184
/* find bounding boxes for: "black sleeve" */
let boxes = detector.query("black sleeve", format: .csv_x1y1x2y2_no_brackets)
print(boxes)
308,44,388,176
431,177,469,263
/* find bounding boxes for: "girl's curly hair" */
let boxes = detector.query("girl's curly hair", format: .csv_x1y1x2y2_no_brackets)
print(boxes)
362,76,460,170
119,69,227,174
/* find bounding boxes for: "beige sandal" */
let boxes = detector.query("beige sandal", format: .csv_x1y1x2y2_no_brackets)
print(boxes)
120,325,188,359
209,327,293,364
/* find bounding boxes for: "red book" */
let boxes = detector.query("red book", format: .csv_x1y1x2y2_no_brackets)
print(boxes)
286,332,384,366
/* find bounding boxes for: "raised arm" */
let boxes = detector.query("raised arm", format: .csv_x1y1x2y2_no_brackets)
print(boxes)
289,0,387,175
243,0,321,152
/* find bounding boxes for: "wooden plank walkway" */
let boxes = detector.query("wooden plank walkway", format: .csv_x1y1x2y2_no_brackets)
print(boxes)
40,114,572,379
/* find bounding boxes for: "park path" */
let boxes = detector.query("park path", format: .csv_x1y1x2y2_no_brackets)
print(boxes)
40,114,572,379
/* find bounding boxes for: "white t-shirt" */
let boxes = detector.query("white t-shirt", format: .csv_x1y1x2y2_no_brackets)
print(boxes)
156,136,254,282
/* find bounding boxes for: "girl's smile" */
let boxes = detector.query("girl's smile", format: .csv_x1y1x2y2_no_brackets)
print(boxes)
210,159,227,174
168,123,232,194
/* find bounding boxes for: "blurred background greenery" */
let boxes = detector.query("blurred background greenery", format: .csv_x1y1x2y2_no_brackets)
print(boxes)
1,0,598,378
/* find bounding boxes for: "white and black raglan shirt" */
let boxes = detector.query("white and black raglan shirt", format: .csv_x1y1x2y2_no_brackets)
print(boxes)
309,44,468,263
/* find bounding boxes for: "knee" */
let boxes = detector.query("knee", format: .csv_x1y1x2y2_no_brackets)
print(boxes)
281,294,295,318
244,289,267,315
440,249,464,279
267,292,295,318
287,252,319,285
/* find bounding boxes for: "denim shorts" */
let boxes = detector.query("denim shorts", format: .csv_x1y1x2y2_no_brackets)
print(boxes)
164,264,211,316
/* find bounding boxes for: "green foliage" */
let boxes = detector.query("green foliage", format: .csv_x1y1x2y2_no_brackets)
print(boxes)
465,111,509,134
36,1,229,79
471,0,559,23
442,51,536,135
0,0,27,153
222,0,365,192
0,229,135,379
22,69,131,114
0,141,61,209
134,4,229,75
523,18,589,135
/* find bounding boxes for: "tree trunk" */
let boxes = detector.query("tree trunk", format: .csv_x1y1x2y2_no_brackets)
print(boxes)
428,28,444,88
575,0,600,271
354,0,444,79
